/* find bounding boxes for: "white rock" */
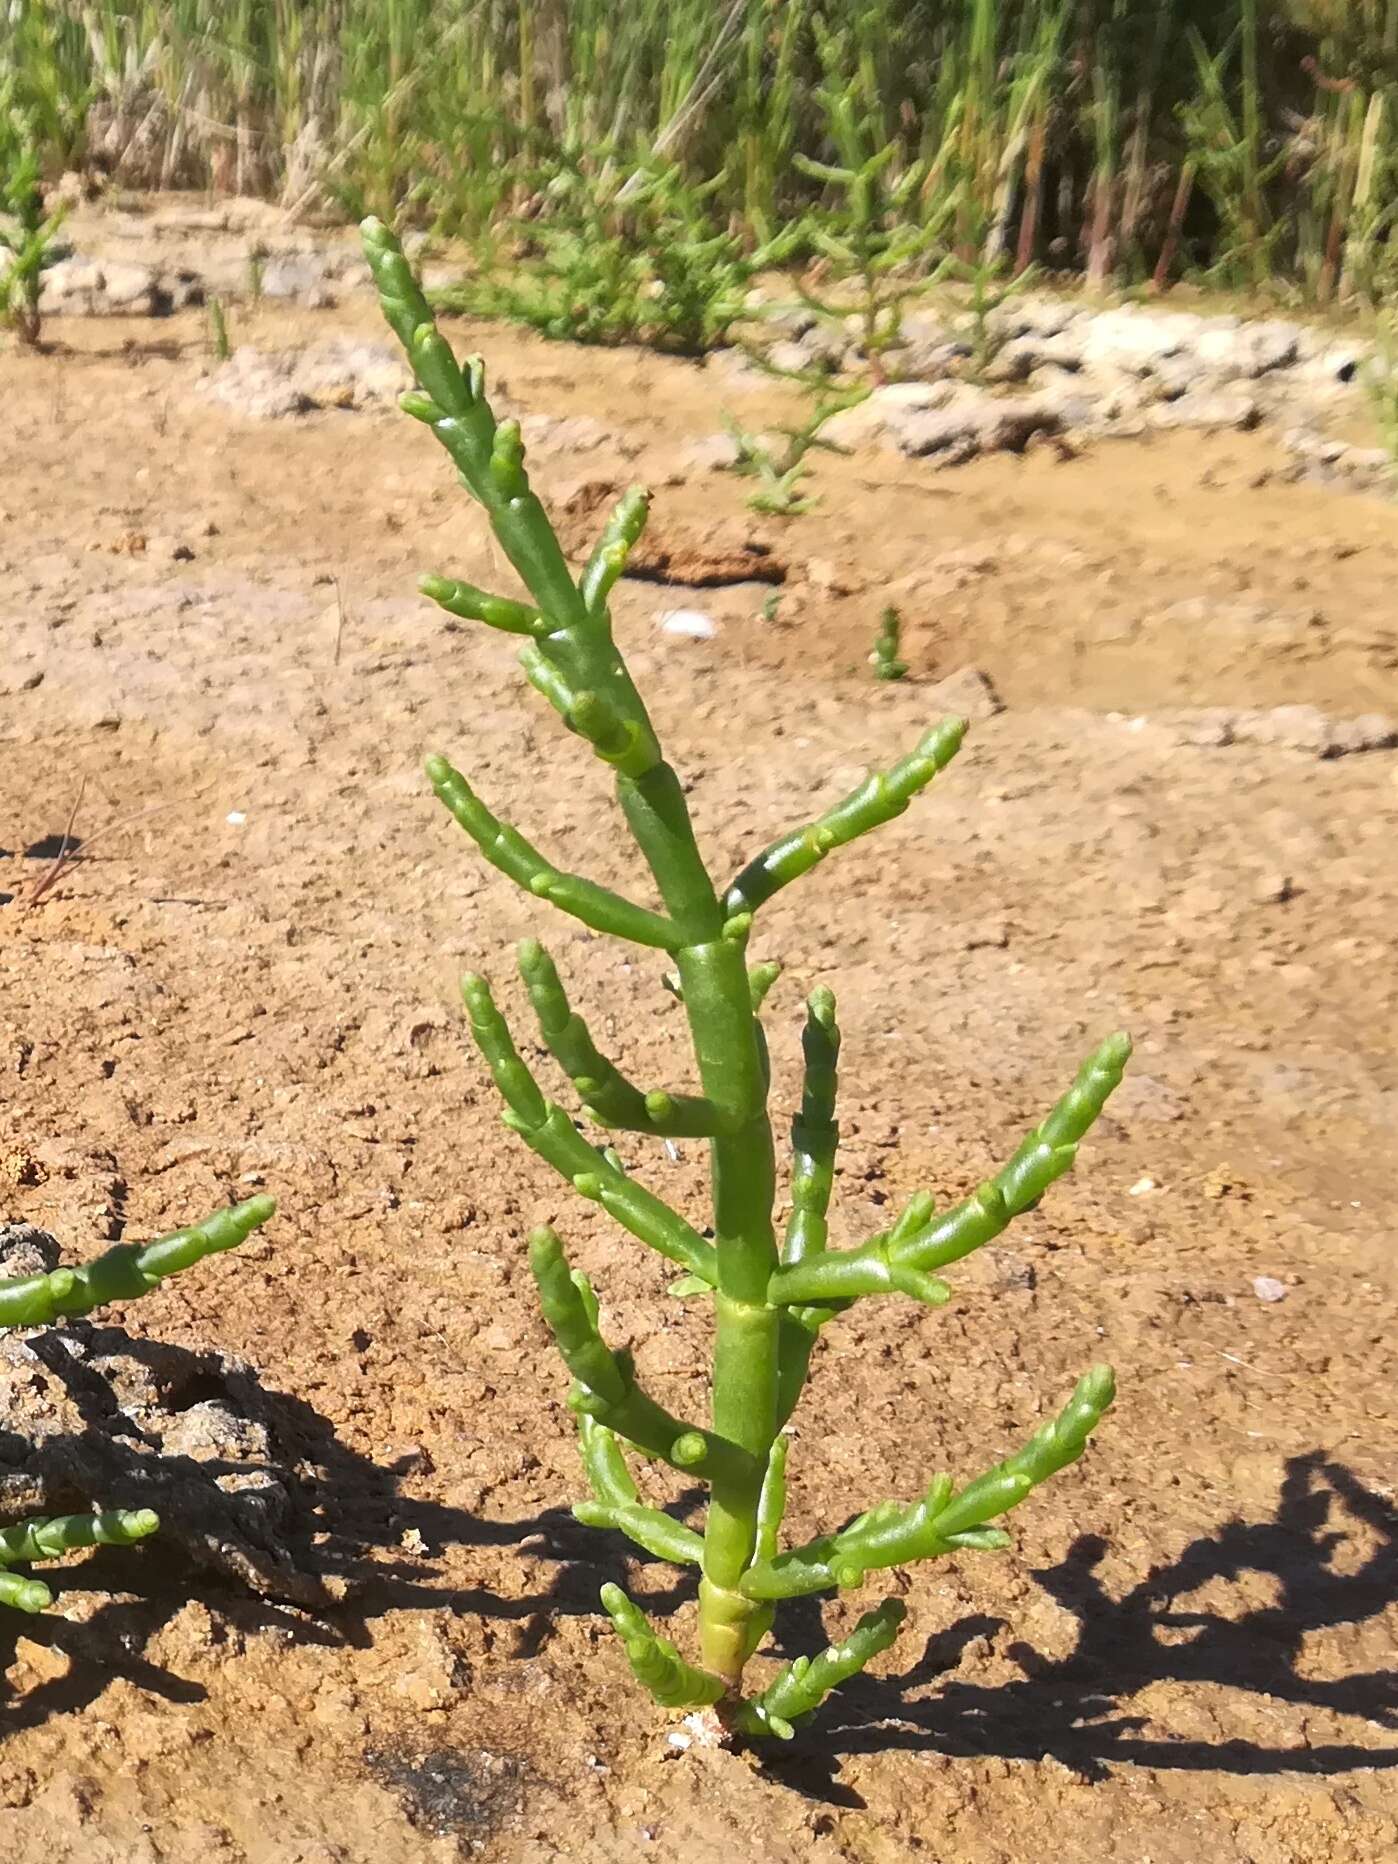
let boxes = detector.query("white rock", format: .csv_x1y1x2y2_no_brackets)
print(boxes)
39,255,166,316
258,251,338,301
1001,295,1082,340
658,609,718,640
820,381,952,449
1252,1276,1288,1303
996,332,1085,376
678,432,743,472
1078,305,1209,370
197,339,409,417
1192,320,1299,379
1149,389,1261,432
894,391,1062,460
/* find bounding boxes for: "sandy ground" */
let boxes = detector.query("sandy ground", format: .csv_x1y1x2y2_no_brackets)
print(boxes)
0,248,1395,1863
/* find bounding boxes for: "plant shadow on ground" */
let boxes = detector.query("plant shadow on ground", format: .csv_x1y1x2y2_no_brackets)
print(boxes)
0,1329,697,1736
4,1349,1392,1791
760,1453,1398,1807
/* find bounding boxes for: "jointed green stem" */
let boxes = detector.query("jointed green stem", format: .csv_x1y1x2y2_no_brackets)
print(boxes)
420,576,543,637
768,1034,1132,1308
518,939,721,1138
574,1415,705,1566
530,1230,756,1487
364,217,1126,1735
740,1367,1115,1600
429,757,676,950
465,977,717,1282
724,719,966,921
784,989,840,1264
600,1582,725,1709
0,1197,275,1328
0,1509,160,1614
733,1598,907,1739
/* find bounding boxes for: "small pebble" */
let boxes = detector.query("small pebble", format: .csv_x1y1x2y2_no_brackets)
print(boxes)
1253,1275,1288,1303
226,810,247,826
658,609,718,639
1128,1176,1158,1197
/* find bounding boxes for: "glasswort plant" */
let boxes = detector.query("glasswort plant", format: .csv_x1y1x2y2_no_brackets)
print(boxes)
870,605,908,681
720,377,867,519
0,1194,275,1610
362,218,1128,1739
0,140,67,348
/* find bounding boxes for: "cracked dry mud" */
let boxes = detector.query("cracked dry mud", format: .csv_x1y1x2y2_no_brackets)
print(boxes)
0,245,1395,1862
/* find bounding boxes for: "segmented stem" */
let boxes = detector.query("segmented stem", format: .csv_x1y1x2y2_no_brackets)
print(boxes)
0,1509,160,1614
364,217,1125,1734
0,1197,275,1329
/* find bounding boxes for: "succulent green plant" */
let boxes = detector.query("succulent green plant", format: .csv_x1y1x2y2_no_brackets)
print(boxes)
0,1194,275,1608
943,241,1042,384
790,23,951,384
0,140,67,348
437,159,791,358
0,1195,276,1328
720,376,868,519
0,1509,159,1614
870,605,908,681
208,293,232,362
362,216,1127,1740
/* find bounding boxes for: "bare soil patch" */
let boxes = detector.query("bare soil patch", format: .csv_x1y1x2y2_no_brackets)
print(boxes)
0,219,1395,1862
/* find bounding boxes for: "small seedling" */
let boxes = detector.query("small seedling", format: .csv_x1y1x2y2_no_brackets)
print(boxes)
721,377,868,519
208,293,232,362
364,219,1127,1740
870,606,907,681
0,1194,275,1609
942,243,1041,383
0,141,67,348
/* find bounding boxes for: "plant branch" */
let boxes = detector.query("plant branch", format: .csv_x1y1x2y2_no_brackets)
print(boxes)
464,977,718,1282
419,575,544,637
600,1581,726,1709
768,1033,1131,1307
740,1366,1115,1601
573,1414,705,1566
733,1598,906,1738
784,988,841,1263
429,756,677,951
530,1231,757,1484
724,719,966,921
0,1197,276,1328
518,939,722,1138
0,1508,160,1614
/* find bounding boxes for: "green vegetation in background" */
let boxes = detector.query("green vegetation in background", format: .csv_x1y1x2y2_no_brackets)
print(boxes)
720,375,869,517
9,2,1398,303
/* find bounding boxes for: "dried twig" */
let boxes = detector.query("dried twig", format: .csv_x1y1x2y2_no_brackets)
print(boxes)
25,789,185,910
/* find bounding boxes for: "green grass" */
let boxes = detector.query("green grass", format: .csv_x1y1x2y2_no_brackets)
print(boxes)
10,2,1398,305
